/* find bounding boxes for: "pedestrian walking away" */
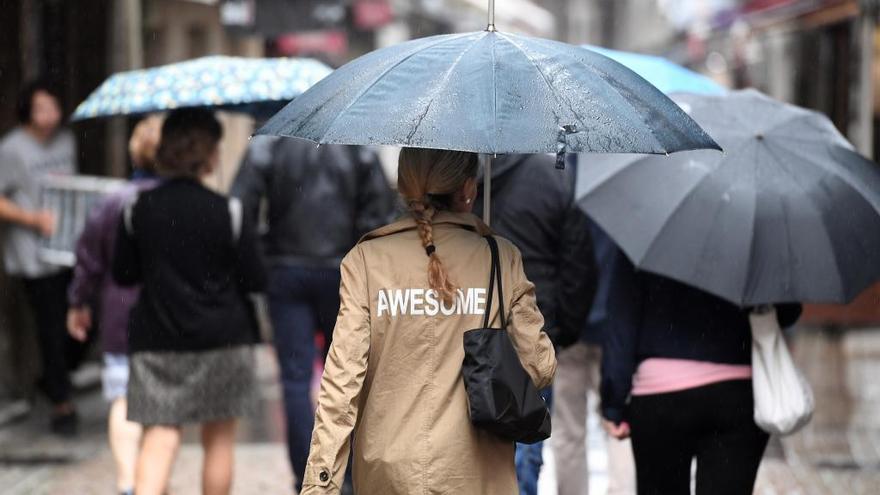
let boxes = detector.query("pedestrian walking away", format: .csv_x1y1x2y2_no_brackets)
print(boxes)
232,135,395,492
300,148,556,494
0,80,81,435
601,255,802,495
112,109,267,495
473,152,597,495
66,115,162,495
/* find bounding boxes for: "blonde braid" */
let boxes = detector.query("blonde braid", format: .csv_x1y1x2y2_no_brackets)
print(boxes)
409,200,456,304
398,148,479,306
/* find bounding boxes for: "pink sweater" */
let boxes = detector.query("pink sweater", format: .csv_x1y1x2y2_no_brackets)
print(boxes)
631,358,752,396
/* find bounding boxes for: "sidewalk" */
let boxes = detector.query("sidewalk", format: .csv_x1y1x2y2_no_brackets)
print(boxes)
2,331,880,494
0,346,292,495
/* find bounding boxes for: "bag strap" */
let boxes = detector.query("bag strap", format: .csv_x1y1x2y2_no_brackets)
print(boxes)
482,235,507,329
228,197,243,243
122,191,141,236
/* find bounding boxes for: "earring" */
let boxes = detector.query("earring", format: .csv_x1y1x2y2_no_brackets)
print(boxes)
466,198,472,204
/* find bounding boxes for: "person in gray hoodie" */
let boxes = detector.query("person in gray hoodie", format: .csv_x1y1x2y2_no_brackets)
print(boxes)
0,80,79,435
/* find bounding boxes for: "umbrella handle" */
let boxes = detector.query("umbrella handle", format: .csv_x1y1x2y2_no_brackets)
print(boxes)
487,0,496,31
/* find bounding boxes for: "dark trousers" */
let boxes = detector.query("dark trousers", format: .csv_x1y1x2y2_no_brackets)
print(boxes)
268,265,341,490
20,270,81,405
629,379,769,495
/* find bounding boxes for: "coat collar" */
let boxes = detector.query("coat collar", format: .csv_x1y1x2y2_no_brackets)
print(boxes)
359,211,492,243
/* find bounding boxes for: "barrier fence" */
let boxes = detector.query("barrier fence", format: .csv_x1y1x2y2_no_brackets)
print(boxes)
39,175,127,267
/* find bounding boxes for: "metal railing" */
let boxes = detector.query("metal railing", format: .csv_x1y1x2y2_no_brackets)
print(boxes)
39,175,127,267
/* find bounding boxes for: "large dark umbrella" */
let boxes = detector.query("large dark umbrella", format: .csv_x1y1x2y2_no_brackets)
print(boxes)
256,30,717,156
256,4,719,222
577,89,880,305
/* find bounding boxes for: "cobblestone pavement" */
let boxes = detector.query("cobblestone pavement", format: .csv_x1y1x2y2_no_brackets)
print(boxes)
2,331,879,494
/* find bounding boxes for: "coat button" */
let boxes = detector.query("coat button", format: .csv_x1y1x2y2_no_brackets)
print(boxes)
319,471,329,482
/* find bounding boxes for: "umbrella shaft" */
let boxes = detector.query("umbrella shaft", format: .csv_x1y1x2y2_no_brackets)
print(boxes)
487,0,495,31
482,154,492,225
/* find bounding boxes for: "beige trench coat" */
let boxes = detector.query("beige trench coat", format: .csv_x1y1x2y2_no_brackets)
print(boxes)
301,211,557,495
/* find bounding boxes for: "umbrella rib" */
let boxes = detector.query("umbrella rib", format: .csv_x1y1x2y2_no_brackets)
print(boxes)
317,33,476,142
405,33,487,145
784,144,880,212
569,56,667,152
738,140,803,303
639,162,720,265
692,179,748,305
740,142,761,306
762,140,846,300
763,112,840,142
496,33,587,129
491,33,498,152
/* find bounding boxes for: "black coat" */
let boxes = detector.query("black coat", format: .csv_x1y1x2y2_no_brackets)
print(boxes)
600,254,802,423
112,178,267,353
474,153,597,348
232,136,397,267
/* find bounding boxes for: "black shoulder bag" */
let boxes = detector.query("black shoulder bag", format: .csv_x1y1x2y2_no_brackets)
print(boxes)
461,235,551,444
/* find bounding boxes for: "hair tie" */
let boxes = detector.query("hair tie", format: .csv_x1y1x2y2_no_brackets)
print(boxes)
425,244,436,256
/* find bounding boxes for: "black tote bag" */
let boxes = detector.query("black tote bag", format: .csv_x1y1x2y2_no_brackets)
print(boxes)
461,235,551,444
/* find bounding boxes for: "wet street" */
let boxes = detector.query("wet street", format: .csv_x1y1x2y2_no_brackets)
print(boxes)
2,329,880,494
0,346,293,494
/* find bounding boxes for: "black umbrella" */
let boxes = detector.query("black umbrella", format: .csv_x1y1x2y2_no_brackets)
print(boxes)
577,89,880,305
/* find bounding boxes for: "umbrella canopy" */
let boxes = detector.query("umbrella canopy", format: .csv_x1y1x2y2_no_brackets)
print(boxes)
256,30,719,156
576,89,880,305
71,56,332,121
582,45,725,95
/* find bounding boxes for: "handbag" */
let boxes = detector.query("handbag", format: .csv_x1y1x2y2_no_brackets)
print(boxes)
749,307,814,436
461,235,552,444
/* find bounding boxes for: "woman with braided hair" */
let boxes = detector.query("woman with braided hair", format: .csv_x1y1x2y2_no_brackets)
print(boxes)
301,148,556,495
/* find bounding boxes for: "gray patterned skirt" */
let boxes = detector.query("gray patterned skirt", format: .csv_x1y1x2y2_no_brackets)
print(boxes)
127,346,257,426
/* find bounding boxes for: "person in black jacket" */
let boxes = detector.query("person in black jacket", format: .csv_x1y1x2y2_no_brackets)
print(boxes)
113,109,266,495
601,255,801,495
231,136,395,492
473,153,597,495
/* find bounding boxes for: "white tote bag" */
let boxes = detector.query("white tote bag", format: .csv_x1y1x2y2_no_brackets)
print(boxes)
749,307,814,436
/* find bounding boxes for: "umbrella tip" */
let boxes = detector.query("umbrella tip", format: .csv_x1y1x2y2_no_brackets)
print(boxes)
755,133,764,141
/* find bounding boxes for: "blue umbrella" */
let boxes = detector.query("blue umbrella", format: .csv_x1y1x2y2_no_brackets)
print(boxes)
71,56,332,121
583,45,726,96
256,32,719,157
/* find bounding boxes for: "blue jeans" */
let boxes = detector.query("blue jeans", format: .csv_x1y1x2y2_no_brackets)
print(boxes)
268,265,341,490
515,387,553,495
